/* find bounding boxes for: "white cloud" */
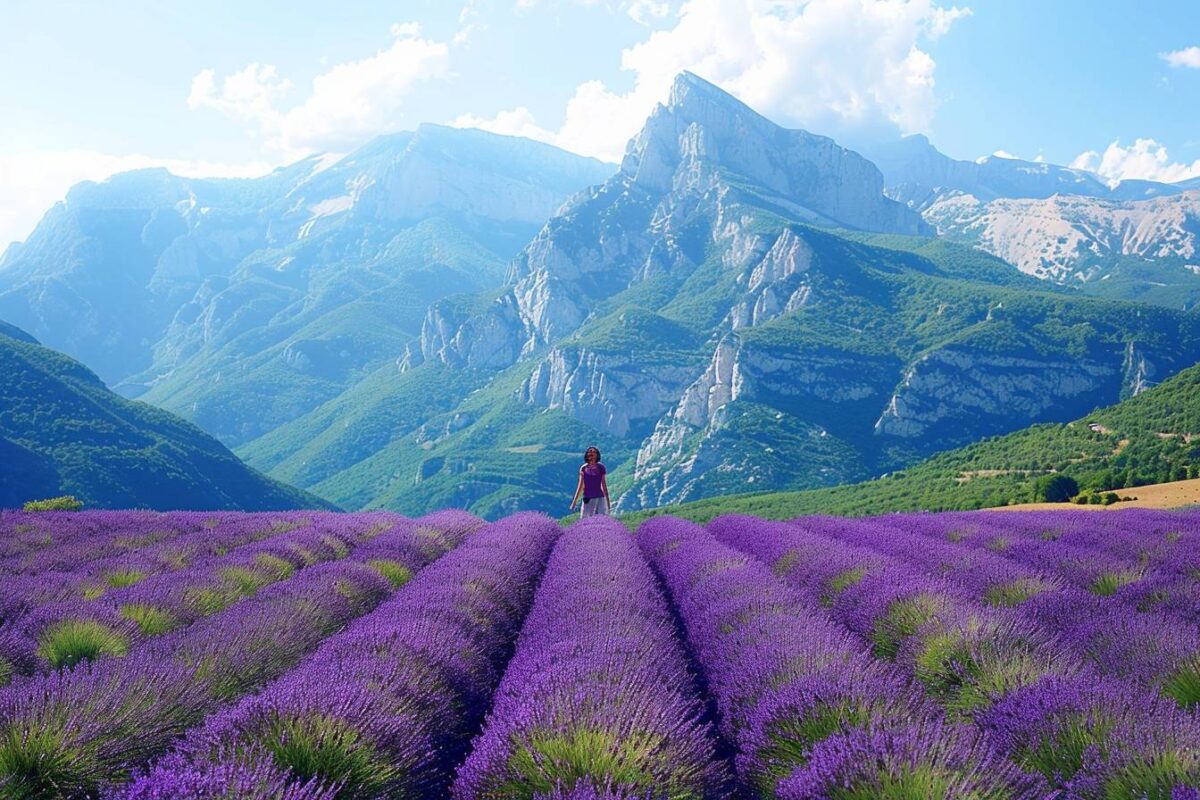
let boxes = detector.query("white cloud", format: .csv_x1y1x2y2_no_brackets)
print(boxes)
451,107,557,144
455,0,486,43
1160,46,1200,69
1070,138,1200,184
453,24,479,45
187,64,292,123
188,24,450,159
389,22,423,38
628,0,674,25
0,150,273,249
458,0,971,163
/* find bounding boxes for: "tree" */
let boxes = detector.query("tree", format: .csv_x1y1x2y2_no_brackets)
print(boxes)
1032,475,1079,503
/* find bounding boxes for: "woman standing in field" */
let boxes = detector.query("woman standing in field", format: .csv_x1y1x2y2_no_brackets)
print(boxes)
570,446,610,517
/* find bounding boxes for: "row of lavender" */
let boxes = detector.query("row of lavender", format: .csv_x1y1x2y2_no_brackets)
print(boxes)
1,507,1197,798
0,509,482,798
711,514,1200,797
0,514,399,686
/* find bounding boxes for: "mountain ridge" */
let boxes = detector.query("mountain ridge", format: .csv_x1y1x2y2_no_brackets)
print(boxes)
867,135,1200,304
0,126,612,447
0,321,328,510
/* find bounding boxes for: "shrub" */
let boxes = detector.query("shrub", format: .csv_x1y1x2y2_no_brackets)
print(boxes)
1032,475,1079,503
23,495,83,512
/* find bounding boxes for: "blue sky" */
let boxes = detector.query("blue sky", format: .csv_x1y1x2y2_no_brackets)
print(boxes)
2,0,1198,247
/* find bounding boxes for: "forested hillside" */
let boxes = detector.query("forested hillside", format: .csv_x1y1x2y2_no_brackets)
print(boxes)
632,359,1200,522
0,322,328,510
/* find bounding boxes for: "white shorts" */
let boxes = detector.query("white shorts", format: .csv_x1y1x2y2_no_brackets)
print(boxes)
580,497,609,518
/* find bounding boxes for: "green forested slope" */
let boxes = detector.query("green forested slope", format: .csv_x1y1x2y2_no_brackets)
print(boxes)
0,323,330,510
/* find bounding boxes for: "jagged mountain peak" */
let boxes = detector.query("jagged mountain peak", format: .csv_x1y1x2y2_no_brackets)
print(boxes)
619,72,928,236
665,71,766,120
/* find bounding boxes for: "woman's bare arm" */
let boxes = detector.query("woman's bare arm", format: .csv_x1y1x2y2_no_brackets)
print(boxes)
570,470,585,509
601,475,610,505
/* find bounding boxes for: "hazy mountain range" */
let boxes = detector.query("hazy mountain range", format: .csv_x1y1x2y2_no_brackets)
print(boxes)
0,126,610,444
5,71,1200,515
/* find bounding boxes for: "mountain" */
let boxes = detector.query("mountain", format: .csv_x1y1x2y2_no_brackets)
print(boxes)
238,72,1200,517
0,322,327,510
866,135,1200,306
920,190,1200,300
0,126,612,444
629,357,1200,523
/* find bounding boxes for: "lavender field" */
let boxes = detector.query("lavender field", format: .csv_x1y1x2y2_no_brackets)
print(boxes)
0,508,1197,799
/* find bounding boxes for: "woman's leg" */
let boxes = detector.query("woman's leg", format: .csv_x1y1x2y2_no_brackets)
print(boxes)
581,498,608,518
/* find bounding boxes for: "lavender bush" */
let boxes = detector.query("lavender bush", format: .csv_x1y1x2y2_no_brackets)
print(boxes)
637,516,1038,799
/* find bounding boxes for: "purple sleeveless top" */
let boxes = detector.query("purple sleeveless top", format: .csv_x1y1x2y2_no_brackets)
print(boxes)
581,463,606,499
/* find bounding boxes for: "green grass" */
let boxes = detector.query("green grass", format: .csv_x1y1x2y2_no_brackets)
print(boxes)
256,713,404,795
119,603,178,636
502,729,701,800
367,559,413,589
1163,659,1200,709
36,620,130,669
870,595,946,660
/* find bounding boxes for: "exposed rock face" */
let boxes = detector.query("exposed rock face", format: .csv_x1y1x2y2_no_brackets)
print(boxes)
873,348,1128,440
521,347,697,438
618,337,899,511
623,74,931,235
866,135,1200,290
922,190,1200,282
728,228,815,328
630,338,742,486
403,295,525,372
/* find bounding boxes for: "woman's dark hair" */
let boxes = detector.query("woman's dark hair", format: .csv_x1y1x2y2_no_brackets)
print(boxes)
583,446,601,463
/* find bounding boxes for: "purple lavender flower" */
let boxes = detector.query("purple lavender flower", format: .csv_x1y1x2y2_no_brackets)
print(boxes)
979,673,1200,796
805,512,1200,707
117,512,558,800
114,755,339,800
776,719,1040,800
637,516,1034,798
453,517,728,799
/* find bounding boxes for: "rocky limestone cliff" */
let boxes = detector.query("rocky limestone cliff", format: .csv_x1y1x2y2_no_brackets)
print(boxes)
521,347,697,438
624,74,931,236
727,227,815,328
618,335,900,511
922,190,1200,283
872,344,1157,442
